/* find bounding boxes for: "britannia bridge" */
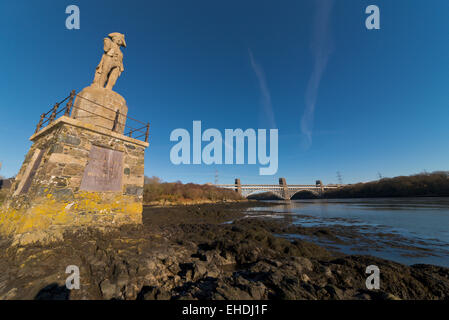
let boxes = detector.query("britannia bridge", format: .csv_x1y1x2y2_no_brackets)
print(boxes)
215,178,344,200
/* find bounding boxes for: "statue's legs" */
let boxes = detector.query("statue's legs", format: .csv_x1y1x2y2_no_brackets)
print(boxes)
92,58,107,88
92,70,103,88
106,68,121,90
99,71,109,88
92,57,114,89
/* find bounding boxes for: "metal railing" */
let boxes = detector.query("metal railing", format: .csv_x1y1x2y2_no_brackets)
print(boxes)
34,90,150,143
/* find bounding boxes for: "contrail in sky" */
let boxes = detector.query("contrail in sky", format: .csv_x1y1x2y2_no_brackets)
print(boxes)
248,49,277,129
301,0,335,148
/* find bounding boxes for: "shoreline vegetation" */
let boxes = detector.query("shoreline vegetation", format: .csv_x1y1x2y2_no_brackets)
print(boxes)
143,176,245,206
323,172,449,199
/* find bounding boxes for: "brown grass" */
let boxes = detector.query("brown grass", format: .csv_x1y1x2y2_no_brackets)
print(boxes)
143,176,243,204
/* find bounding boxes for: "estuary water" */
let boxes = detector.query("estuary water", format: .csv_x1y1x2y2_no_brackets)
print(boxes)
246,198,449,267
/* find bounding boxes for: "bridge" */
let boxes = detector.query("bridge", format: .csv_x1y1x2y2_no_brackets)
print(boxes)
215,178,344,200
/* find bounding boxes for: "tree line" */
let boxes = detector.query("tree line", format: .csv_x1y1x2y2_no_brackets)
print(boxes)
143,176,243,203
323,172,449,198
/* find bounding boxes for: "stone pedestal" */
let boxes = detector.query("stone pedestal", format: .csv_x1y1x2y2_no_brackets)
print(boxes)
0,115,148,244
72,86,128,134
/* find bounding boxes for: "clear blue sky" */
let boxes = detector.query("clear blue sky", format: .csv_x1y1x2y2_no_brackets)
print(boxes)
0,0,448,185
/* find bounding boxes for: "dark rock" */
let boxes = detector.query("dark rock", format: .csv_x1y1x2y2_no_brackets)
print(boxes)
138,286,171,300
34,283,70,300
2,202,449,301
100,279,117,300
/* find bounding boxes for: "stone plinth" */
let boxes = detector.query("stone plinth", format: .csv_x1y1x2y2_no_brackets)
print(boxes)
72,86,128,134
0,116,148,244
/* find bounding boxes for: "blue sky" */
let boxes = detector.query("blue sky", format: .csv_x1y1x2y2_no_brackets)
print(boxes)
0,0,448,185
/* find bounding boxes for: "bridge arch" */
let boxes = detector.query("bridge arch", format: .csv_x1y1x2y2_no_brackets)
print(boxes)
244,190,284,200
289,189,320,200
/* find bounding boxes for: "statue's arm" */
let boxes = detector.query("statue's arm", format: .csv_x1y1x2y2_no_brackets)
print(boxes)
103,37,113,53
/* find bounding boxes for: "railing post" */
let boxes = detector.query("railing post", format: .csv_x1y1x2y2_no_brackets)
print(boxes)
112,109,120,132
129,129,133,138
35,113,45,133
145,123,150,142
64,90,76,117
49,103,59,123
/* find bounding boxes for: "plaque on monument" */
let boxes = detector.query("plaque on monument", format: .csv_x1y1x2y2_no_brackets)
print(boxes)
80,145,124,192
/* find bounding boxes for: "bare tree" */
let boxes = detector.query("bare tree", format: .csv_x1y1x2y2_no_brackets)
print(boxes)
144,176,162,185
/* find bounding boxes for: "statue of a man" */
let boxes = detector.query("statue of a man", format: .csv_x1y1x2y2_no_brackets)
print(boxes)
92,32,126,90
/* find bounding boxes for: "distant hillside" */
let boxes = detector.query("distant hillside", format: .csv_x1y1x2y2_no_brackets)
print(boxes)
0,178,13,190
248,172,449,200
324,172,449,198
143,176,244,205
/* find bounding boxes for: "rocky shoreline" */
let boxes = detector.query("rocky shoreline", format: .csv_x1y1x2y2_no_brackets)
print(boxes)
0,202,448,300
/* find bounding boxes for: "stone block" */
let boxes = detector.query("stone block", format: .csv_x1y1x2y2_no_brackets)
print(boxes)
72,86,128,134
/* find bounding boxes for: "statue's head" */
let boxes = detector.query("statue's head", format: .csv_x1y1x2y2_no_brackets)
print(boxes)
108,32,126,48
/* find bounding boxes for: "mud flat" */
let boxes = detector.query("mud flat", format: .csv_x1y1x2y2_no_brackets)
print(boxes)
0,202,448,300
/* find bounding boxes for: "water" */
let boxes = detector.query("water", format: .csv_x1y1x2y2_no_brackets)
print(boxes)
246,198,449,267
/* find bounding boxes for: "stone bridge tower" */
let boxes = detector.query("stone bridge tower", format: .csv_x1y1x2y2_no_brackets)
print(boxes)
279,177,289,200
234,178,242,196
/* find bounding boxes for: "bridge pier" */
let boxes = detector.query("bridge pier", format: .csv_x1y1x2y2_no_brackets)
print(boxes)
316,180,324,196
279,177,290,200
234,178,242,196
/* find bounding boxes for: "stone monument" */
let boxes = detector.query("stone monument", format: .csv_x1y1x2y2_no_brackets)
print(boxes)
0,33,149,244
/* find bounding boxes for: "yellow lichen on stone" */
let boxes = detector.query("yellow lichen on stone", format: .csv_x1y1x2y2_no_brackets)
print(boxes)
0,191,143,239
0,207,20,235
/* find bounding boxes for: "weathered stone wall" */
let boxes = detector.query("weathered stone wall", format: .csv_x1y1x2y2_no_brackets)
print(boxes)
0,116,148,244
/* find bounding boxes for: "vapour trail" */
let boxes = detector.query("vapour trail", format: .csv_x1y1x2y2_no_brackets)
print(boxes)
248,49,277,129
301,0,335,148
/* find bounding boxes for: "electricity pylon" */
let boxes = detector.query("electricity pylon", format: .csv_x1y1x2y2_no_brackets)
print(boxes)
336,171,343,185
